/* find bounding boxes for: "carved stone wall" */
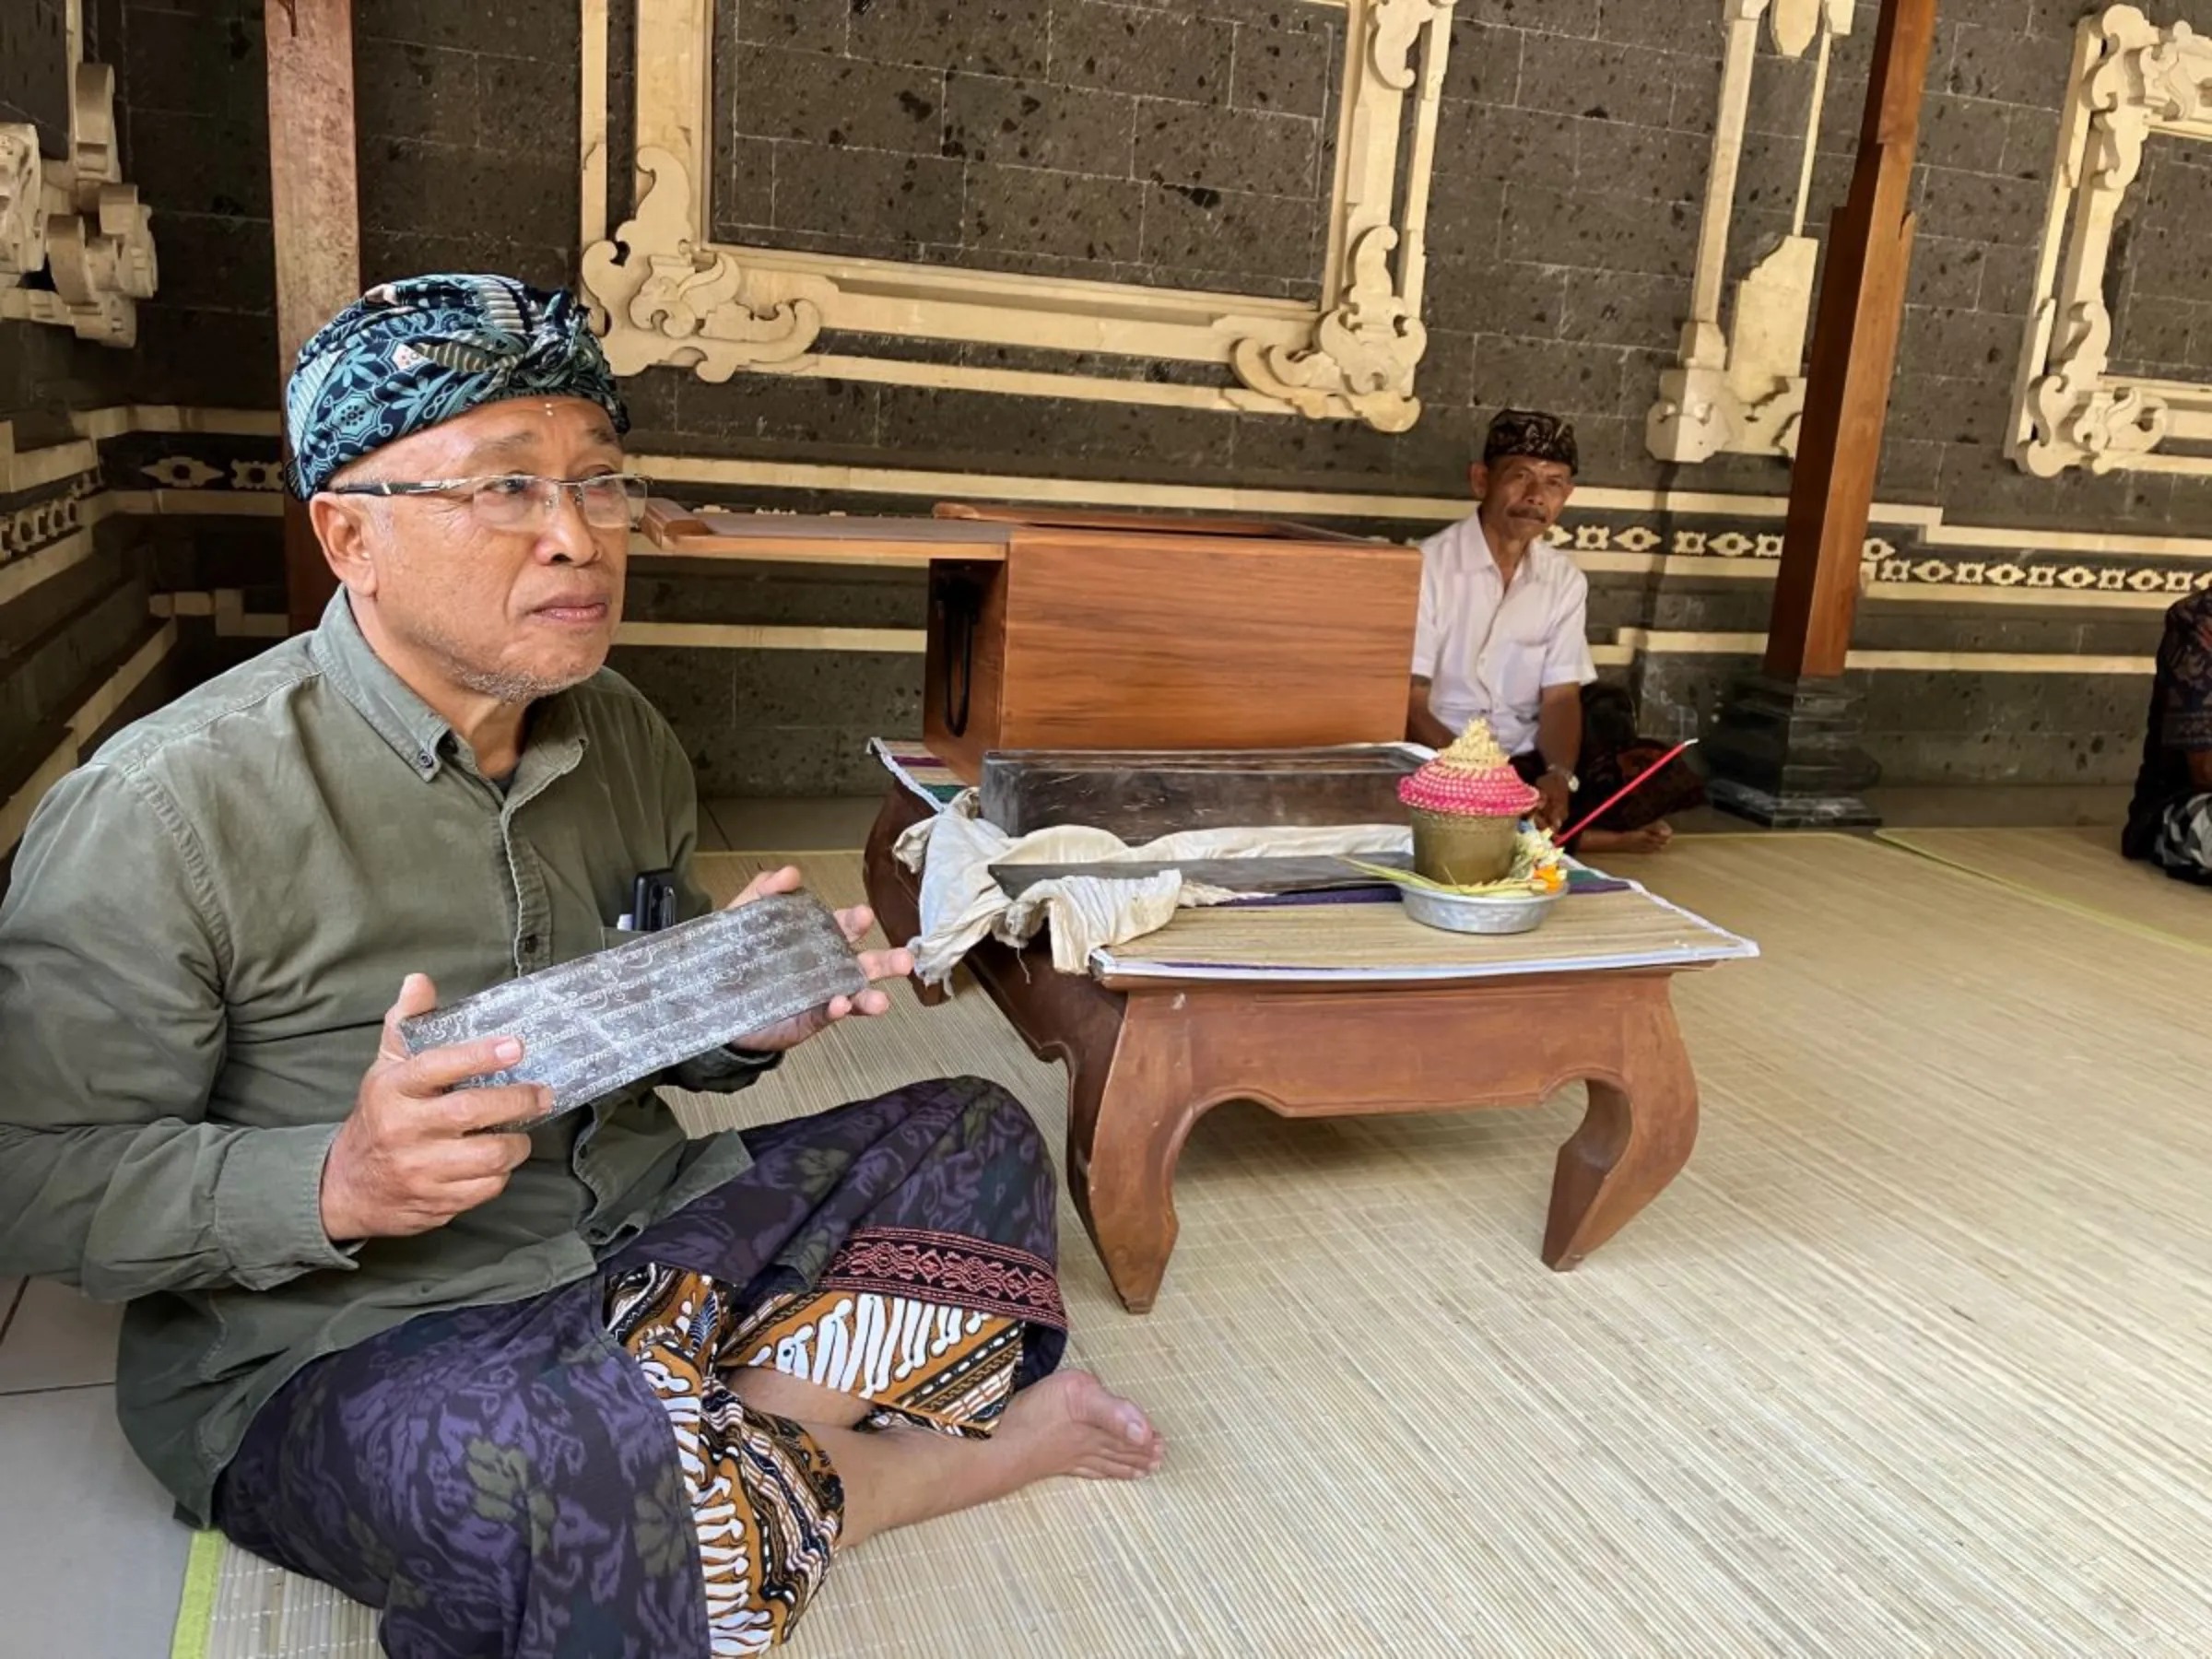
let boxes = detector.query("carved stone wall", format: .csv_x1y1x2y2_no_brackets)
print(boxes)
706,3,1344,300
2007,8,2212,483
0,0,137,424
0,0,76,157
12,0,2212,802
0,0,159,351
565,0,2212,535
0,6,145,877
582,0,1450,432
98,0,2212,525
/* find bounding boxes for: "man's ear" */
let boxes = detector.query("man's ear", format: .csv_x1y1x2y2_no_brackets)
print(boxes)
1469,462,1489,502
308,494,378,597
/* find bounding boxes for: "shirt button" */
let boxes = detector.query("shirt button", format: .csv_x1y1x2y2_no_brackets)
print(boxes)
521,933,540,954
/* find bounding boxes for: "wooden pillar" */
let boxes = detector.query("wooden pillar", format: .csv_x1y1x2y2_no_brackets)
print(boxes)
265,0,360,634
1705,0,1942,828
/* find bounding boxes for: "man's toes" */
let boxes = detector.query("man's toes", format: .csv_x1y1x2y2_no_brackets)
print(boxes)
1065,1375,1152,1442
1073,1449,1160,1481
1110,1404,1153,1446
1066,1408,1166,1479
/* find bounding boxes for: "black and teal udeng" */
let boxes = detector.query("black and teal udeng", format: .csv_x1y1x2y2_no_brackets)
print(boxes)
282,273,631,498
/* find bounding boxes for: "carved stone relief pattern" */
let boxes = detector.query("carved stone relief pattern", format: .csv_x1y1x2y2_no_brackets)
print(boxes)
98,432,282,495
1543,511,2212,598
1646,0,1857,465
582,0,1453,431
0,470,95,562
0,61,158,347
2010,5,2212,481
102,423,2212,600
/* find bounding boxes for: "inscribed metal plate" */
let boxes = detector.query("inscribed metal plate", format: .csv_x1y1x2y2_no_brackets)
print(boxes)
398,893,868,1116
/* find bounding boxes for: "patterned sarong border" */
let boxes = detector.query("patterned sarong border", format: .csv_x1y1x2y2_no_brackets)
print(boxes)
819,1226,1068,1331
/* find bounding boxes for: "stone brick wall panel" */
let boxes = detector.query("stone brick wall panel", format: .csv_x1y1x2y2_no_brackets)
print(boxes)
11,0,2210,797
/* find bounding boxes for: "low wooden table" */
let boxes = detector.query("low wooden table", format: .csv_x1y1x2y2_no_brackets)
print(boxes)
862,767,1756,1313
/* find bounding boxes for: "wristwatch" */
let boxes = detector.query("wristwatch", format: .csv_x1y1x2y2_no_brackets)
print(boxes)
1543,762,1579,792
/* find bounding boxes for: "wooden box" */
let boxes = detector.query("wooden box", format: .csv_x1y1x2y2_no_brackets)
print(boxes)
920,504,1421,782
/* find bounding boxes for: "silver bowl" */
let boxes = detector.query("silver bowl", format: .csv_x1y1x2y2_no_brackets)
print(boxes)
1398,883,1561,935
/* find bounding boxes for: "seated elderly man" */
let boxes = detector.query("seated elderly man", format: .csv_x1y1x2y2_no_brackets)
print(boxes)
2123,591,2212,883
1407,409,1704,855
0,275,1159,1658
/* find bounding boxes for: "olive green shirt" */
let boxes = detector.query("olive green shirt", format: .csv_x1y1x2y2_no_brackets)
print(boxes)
0,591,771,1524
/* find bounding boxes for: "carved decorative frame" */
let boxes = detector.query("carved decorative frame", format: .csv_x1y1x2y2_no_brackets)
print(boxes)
1647,0,1856,465
579,0,1453,431
2009,6,2212,477
0,0,158,347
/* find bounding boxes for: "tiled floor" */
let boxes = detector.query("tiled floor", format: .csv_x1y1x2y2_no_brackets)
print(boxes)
701,795,881,853
0,1277,190,1659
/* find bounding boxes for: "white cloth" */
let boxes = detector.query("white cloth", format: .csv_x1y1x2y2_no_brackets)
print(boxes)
2156,792,2212,877
1411,512,1595,756
894,792,1412,985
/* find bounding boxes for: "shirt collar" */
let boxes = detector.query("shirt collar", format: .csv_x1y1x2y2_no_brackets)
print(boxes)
1461,512,1557,584
307,589,585,785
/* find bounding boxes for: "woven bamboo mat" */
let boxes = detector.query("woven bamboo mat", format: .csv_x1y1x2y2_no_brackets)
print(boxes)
182,841,2212,1657
1877,824,2212,955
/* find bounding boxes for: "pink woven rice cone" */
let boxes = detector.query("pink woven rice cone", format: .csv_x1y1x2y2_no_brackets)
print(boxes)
1399,719,1540,887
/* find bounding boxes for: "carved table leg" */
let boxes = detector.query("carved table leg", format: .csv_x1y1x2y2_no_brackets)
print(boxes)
1064,999,1193,1315
1542,982,1700,1269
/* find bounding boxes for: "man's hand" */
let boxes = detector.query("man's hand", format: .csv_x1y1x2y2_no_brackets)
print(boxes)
320,974,550,1243
724,865,914,1053
1406,677,1454,750
1533,771,1571,832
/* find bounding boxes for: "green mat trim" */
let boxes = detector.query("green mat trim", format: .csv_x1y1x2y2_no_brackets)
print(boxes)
1871,829,2212,960
170,1529,226,1659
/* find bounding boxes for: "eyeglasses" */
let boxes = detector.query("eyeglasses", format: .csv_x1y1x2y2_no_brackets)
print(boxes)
326,473,649,531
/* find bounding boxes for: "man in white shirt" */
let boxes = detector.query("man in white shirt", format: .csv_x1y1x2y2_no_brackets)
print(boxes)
1408,410,1697,855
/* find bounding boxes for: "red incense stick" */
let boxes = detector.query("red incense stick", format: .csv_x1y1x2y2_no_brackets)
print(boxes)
1557,738,1700,844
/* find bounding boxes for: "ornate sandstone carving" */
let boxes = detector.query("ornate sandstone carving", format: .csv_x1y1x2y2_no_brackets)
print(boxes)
0,128,48,279
0,61,157,347
1221,0,1452,429
1369,0,1451,89
1647,0,1856,465
582,147,827,381
1230,229,1427,432
583,0,1453,431
2011,7,2212,478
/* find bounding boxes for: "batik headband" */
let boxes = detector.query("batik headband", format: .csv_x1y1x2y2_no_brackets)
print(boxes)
284,273,629,498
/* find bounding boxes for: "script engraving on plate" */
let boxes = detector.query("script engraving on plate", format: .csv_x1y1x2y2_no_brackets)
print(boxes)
398,893,869,1118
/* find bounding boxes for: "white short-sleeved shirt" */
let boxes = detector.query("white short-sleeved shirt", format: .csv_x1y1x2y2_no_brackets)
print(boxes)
1410,512,1596,759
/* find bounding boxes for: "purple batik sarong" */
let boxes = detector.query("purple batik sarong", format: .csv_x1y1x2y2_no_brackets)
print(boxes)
213,1077,1066,1659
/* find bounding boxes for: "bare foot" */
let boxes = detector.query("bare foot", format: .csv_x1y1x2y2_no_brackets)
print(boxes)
994,1371,1165,1482
805,1370,1164,1547
1578,821,1674,856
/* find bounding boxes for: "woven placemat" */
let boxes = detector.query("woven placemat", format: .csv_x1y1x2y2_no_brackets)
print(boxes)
1094,883,1755,980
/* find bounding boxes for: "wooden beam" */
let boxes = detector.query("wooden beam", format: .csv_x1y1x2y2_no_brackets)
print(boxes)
1762,0,1942,680
265,0,360,634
